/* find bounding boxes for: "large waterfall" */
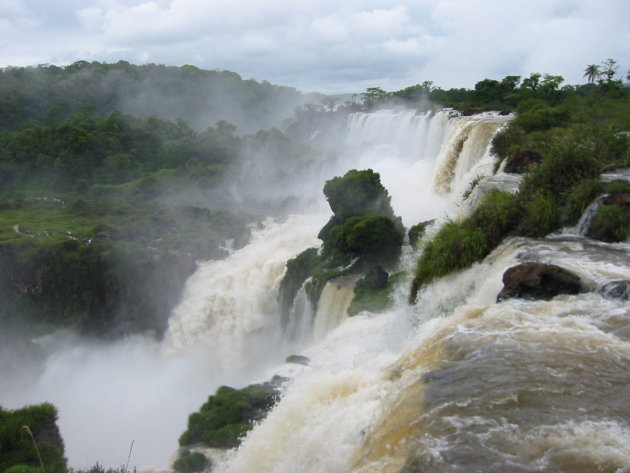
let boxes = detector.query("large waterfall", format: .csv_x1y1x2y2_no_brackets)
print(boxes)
208,110,630,473
7,109,629,472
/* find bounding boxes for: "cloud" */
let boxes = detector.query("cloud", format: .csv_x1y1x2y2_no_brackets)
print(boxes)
1,0,629,93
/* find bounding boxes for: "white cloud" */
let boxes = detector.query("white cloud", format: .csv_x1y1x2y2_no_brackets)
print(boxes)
1,0,629,93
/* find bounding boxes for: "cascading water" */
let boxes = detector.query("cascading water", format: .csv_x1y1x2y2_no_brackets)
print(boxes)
208,111,630,473
1,108,556,471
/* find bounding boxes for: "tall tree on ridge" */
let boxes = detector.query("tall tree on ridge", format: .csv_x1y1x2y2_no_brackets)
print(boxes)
583,64,601,84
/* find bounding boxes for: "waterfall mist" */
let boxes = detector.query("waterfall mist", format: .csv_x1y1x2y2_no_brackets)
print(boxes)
1,108,513,469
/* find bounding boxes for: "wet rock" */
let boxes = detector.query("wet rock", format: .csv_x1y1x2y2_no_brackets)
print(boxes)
601,191,630,208
497,262,583,302
285,354,310,365
503,150,543,174
599,280,630,301
361,265,389,289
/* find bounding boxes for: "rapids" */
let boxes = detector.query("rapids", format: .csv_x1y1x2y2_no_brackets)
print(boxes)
8,108,629,473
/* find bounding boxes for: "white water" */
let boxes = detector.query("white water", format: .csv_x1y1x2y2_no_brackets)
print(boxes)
0,109,527,470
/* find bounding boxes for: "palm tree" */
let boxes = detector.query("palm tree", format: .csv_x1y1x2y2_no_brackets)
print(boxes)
583,64,601,83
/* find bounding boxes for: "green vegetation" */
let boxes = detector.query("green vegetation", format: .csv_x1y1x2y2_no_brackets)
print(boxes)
172,451,208,473
322,169,397,222
588,205,630,242
280,169,406,323
408,220,434,249
0,61,312,133
348,271,405,316
0,62,324,337
409,59,630,301
0,403,67,473
179,384,278,449
410,221,488,302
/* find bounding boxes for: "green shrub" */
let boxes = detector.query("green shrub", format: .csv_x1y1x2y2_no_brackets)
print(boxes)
408,220,434,249
348,271,405,316
179,384,277,449
517,191,560,237
520,146,600,205
513,105,570,133
564,178,604,225
409,221,487,302
173,451,208,473
322,169,395,221
277,248,320,326
334,215,404,265
491,123,527,160
588,205,630,242
466,189,520,247
0,403,67,473
2,465,42,473
604,180,630,195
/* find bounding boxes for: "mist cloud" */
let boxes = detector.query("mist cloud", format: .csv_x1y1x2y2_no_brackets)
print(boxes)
1,1,630,95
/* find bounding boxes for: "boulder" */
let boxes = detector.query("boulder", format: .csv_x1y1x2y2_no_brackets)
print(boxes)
503,150,543,174
601,191,630,208
497,262,583,302
599,280,630,301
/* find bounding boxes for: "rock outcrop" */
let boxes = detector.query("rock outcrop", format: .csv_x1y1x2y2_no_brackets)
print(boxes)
497,262,583,301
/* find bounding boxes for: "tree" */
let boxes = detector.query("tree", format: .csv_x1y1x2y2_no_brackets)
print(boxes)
583,64,601,84
361,87,390,110
600,58,618,83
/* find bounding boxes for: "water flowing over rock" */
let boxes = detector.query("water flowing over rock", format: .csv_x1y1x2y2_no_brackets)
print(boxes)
599,280,630,300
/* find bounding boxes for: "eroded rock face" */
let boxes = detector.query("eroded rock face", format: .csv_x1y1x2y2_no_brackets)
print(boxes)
497,262,583,302
503,150,543,174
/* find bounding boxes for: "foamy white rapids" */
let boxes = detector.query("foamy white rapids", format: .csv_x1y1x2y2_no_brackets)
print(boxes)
218,233,630,473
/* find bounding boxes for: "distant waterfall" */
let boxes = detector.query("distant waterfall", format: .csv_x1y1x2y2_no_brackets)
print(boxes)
341,110,511,226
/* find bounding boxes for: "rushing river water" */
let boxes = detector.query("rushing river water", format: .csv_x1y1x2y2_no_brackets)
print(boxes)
5,109,629,472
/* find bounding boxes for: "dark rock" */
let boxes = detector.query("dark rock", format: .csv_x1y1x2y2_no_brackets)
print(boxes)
599,280,630,301
285,354,310,365
503,150,543,174
35,420,64,452
360,265,389,290
497,262,583,302
601,192,630,214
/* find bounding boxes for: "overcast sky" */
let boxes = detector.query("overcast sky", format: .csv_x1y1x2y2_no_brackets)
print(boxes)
1,0,629,94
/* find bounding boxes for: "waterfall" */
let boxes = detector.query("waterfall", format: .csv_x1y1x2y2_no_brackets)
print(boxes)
8,107,593,471
163,213,327,364
217,236,630,473
208,111,630,473
312,278,356,340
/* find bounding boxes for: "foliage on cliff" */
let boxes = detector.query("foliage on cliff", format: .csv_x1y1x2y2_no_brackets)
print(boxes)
179,383,279,449
409,68,630,301
280,169,405,322
0,403,67,473
0,62,323,337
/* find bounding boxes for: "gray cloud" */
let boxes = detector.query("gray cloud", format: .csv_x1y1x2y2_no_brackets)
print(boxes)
1,0,629,94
